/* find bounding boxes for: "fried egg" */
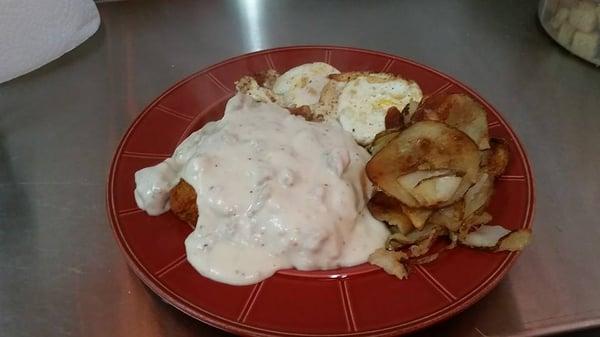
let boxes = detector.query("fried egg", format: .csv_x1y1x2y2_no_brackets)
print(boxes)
336,74,422,145
235,75,278,104
273,62,340,107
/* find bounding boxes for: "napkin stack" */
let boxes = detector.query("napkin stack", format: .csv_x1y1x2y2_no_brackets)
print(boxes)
0,0,100,83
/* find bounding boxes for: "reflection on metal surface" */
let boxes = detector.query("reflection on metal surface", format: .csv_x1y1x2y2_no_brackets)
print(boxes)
237,0,264,52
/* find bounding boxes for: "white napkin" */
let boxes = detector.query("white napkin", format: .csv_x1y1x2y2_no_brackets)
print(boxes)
0,0,100,83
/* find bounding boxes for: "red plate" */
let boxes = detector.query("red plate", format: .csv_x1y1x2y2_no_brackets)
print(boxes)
107,46,534,336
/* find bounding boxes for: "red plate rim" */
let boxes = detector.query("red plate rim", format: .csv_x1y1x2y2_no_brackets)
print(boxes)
106,45,535,336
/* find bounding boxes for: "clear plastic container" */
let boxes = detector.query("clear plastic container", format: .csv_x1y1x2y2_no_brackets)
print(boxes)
539,0,600,65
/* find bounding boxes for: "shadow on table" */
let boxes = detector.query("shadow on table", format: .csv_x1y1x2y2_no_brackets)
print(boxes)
147,280,234,337
0,131,36,331
0,131,34,243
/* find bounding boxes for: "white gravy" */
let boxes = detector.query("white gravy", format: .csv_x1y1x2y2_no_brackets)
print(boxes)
134,94,388,285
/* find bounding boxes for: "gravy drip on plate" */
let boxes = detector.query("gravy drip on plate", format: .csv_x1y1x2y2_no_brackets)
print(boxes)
134,94,388,285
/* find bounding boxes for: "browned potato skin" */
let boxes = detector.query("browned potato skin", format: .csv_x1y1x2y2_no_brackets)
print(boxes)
412,93,489,150
400,205,432,230
463,173,494,217
368,191,414,234
169,179,198,226
366,121,480,208
411,94,450,122
428,201,464,232
369,129,401,154
486,138,510,177
385,106,404,130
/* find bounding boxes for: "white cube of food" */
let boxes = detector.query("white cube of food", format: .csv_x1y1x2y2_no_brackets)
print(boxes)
571,31,600,59
557,22,577,45
551,7,571,29
569,3,598,32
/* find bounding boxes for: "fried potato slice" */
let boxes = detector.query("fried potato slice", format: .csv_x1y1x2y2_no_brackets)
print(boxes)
169,179,198,225
385,232,413,250
460,225,511,248
459,211,493,240
412,93,490,150
366,121,480,208
460,225,531,252
463,173,494,217
368,248,409,280
367,191,414,234
404,222,441,243
428,201,464,232
485,138,510,177
463,211,493,229
397,169,455,191
497,229,531,252
408,226,447,257
384,222,441,250
400,205,432,230
369,129,402,154
411,175,463,206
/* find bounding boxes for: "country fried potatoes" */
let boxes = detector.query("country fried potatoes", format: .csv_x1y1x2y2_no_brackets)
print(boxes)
366,93,531,279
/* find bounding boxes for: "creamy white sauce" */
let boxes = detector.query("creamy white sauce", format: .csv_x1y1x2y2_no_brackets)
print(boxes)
134,94,388,285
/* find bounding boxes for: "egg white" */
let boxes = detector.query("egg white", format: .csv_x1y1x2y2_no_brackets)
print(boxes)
273,62,340,107
336,75,422,145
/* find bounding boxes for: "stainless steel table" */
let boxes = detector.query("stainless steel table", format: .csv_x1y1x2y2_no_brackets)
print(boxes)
2,0,600,336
